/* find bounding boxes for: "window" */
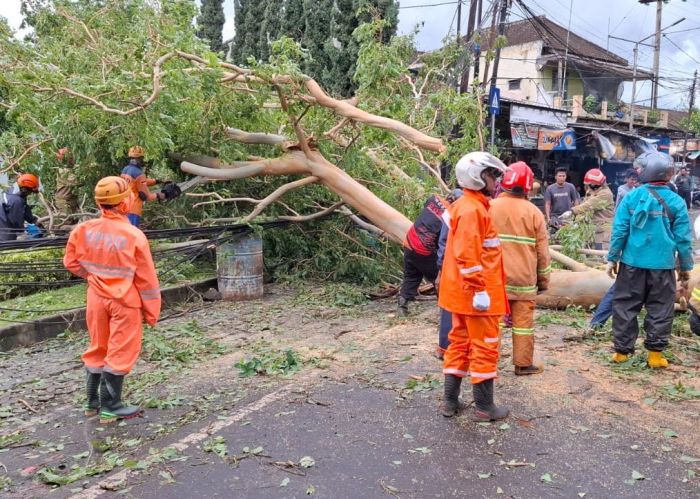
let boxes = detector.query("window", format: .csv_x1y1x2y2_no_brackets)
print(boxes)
508,79,522,91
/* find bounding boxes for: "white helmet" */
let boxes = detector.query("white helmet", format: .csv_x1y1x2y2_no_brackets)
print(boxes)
455,152,508,190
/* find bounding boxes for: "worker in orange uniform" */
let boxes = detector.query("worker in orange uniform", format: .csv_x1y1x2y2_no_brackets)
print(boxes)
121,145,180,227
439,152,509,421
64,176,161,424
489,162,550,376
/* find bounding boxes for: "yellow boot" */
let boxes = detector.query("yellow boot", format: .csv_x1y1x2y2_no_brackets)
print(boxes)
647,351,669,369
611,352,630,363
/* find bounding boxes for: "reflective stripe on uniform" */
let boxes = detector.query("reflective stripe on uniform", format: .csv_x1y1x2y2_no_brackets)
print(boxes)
498,233,536,245
443,368,470,377
441,210,451,225
460,265,483,274
512,327,534,336
470,371,497,380
538,265,552,275
139,288,161,301
506,284,537,293
692,288,700,302
484,336,500,343
78,260,135,278
483,238,501,248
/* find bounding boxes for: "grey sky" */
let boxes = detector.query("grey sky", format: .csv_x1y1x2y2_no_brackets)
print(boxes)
2,0,699,109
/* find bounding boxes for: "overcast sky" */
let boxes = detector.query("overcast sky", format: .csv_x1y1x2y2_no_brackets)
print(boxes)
2,0,699,109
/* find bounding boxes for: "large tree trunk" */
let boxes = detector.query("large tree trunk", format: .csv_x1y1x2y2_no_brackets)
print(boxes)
535,269,613,309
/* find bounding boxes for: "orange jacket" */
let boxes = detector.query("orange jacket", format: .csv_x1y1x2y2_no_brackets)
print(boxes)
489,193,551,300
121,164,158,217
63,209,161,325
438,189,508,316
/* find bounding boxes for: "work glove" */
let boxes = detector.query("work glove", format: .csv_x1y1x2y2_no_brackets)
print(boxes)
160,183,182,201
605,261,618,279
560,210,573,220
473,290,490,311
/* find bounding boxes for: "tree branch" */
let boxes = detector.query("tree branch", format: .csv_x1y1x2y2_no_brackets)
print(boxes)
2,138,54,173
225,128,289,146
278,201,344,222
242,176,318,222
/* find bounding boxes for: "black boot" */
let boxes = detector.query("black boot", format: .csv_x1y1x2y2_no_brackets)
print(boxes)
442,374,463,417
397,296,409,317
472,379,509,422
99,372,143,424
84,370,101,417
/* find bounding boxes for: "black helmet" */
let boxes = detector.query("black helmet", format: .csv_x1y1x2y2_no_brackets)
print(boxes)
635,152,673,183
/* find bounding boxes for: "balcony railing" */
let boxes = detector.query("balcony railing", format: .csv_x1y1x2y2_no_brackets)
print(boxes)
556,95,669,128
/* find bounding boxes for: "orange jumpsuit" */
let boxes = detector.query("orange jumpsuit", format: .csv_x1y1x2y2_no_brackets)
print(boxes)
438,189,508,384
121,164,159,218
489,193,551,367
64,209,161,374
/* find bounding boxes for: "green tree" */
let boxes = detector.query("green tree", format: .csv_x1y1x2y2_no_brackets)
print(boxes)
302,0,333,83
229,0,248,61
258,0,284,62
282,0,305,40
197,0,225,53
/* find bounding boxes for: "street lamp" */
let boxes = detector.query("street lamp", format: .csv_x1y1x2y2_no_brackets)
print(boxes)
609,17,685,131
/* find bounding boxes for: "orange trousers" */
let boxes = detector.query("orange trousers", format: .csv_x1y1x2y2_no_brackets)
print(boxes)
83,287,143,375
509,300,535,367
442,314,500,384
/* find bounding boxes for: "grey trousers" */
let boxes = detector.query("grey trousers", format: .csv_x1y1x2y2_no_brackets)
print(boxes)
612,263,676,354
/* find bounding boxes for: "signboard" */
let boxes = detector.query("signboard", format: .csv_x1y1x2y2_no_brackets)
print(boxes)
510,104,568,128
510,123,538,149
537,128,576,151
488,87,500,116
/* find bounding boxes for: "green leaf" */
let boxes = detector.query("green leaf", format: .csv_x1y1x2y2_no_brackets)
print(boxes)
663,429,678,438
631,470,645,481
72,451,89,460
306,485,316,495
280,478,290,487
540,473,553,483
498,423,510,431
477,472,492,479
299,456,315,468
680,455,700,464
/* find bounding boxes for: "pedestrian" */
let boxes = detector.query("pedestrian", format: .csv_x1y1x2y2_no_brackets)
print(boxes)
489,162,550,376
55,147,80,219
121,145,180,228
397,190,460,316
64,176,161,423
0,173,42,241
439,152,509,420
607,153,692,368
544,167,579,223
673,166,692,209
529,181,546,214
615,169,638,210
562,168,614,250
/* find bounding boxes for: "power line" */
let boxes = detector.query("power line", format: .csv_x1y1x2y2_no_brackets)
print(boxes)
399,1,459,8
663,34,700,66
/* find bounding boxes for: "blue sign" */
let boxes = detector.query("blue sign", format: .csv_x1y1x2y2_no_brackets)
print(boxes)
488,87,500,116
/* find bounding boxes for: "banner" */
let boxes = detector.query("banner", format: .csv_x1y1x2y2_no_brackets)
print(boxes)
510,123,538,149
537,128,576,151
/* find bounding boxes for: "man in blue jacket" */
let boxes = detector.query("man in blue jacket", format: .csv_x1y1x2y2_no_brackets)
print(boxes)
607,153,693,369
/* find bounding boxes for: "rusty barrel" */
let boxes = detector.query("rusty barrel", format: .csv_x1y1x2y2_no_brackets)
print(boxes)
217,234,263,300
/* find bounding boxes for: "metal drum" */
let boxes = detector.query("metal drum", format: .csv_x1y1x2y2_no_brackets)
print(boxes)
217,234,264,300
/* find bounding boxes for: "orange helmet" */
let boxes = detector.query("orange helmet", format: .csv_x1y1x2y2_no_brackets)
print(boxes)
583,168,606,186
17,173,40,191
94,176,130,205
501,161,534,194
56,147,73,164
128,145,145,158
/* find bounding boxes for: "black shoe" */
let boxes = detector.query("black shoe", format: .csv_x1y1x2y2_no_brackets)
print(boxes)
514,365,544,376
472,379,509,421
442,374,463,417
84,370,101,417
99,372,143,424
397,296,409,317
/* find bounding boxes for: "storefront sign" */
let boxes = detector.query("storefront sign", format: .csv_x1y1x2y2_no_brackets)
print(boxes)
511,123,538,149
537,128,576,151
510,104,568,128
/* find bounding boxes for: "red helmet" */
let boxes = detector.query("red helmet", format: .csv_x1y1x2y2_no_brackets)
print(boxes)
501,161,534,194
583,168,606,186
17,173,40,191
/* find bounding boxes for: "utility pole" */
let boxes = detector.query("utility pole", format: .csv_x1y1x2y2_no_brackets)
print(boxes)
456,0,462,93
639,0,664,110
683,70,697,164
460,0,479,93
489,0,510,147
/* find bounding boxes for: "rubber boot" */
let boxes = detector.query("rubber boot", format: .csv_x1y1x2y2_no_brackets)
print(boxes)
647,351,669,369
472,379,509,422
514,364,544,376
84,370,101,417
612,352,630,363
396,296,409,317
442,374,463,417
99,372,143,424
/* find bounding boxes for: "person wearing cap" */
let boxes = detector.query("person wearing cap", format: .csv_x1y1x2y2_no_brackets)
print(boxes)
489,162,550,376
607,152,692,369
120,145,180,228
397,190,462,317
64,176,161,423
0,173,41,241
55,147,80,217
561,168,614,250
439,151,509,421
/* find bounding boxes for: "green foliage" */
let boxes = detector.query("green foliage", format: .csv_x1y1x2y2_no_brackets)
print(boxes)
197,0,225,53
554,213,595,257
234,344,301,377
203,435,228,458
583,95,599,114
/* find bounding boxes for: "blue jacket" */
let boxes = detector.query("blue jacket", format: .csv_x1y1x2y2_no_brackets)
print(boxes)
0,191,37,241
608,184,693,271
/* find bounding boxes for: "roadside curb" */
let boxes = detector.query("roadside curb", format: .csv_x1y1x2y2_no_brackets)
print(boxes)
0,277,218,351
